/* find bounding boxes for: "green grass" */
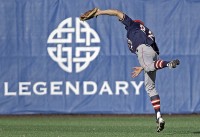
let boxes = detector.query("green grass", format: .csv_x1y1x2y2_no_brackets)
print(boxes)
0,115,199,137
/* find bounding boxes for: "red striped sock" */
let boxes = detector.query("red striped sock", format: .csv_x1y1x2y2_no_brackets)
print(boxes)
154,60,169,70
151,95,161,112
151,99,161,111
151,95,162,120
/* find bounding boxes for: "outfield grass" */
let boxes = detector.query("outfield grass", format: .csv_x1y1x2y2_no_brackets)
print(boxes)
0,115,199,137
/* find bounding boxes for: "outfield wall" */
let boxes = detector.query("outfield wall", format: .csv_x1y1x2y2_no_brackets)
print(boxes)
0,0,199,114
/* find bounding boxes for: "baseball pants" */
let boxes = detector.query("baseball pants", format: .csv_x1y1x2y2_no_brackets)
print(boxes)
136,44,158,97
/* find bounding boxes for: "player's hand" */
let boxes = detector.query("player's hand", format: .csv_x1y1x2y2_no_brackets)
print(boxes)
132,67,143,78
80,8,99,21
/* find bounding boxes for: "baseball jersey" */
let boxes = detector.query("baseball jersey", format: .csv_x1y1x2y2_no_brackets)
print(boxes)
120,14,159,54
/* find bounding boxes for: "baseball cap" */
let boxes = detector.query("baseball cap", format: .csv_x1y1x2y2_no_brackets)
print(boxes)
133,20,144,25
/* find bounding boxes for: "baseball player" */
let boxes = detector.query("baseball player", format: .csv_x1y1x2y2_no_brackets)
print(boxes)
80,8,180,132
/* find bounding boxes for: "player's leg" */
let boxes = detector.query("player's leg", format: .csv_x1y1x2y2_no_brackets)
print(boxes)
144,71,165,132
136,44,180,71
144,71,162,119
136,45,165,132
154,59,180,70
136,44,157,72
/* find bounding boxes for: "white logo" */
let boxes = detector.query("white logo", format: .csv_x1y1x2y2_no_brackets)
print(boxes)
47,17,100,73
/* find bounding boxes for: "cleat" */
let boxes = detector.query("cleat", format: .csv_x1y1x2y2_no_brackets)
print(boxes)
156,117,165,132
168,59,180,69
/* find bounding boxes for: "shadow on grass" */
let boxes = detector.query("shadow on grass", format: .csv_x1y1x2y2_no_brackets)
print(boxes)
163,131,200,135
164,131,200,135
193,131,200,134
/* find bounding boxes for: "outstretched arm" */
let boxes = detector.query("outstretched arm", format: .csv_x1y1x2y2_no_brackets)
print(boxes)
95,9,124,20
80,8,126,22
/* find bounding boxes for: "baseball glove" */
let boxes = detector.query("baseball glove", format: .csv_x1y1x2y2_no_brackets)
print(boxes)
80,8,99,21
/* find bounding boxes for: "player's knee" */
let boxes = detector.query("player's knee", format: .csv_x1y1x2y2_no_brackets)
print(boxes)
145,83,156,92
145,84,158,97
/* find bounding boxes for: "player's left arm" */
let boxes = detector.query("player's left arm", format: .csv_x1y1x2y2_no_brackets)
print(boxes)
95,9,134,27
80,8,134,28
95,9,124,20
132,67,143,78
